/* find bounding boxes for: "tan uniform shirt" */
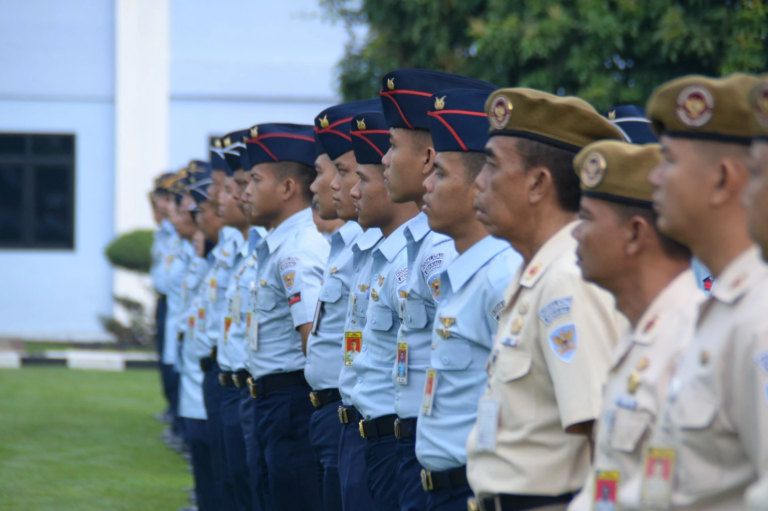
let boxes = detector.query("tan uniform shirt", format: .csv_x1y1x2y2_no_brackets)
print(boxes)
568,270,705,511
466,221,627,496
641,246,768,510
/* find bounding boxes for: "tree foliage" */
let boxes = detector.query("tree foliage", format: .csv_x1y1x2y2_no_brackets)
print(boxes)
322,0,768,111
104,229,154,274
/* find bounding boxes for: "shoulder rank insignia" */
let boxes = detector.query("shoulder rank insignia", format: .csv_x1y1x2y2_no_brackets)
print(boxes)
319,115,330,129
439,317,455,328
358,284,369,292
356,118,366,130
387,78,395,90
436,329,451,339
371,288,379,301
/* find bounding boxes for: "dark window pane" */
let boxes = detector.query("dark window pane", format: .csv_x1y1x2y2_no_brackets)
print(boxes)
0,135,25,156
34,165,73,246
0,164,23,242
31,135,74,157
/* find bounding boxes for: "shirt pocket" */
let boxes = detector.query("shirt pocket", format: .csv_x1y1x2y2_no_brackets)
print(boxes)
433,338,472,371
368,305,394,332
404,298,429,329
495,348,536,424
670,385,720,493
256,289,279,312
320,277,343,304
609,408,650,453
354,292,369,319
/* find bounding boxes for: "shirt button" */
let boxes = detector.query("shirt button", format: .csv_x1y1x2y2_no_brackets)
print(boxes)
372,318,376,324
357,377,362,383
362,345,367,352
407,315,412,322
442,357,450,365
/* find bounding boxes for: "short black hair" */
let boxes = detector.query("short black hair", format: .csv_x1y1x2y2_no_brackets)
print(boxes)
271,160,316,203
611,203,692,261
403,128,433,151
457,151,486,181
515,138,580,213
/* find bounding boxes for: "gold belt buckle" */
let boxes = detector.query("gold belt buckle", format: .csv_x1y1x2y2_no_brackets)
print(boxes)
232,373,241,388
338,406,348,424
358,420,366,439
394,418,401,439
247,377,258,399
218,373,226,386
309,392,321,408
420,469,433,491
466,497,479,511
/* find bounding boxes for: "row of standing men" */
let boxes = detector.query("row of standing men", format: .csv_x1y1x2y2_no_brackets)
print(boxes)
148,68,768,511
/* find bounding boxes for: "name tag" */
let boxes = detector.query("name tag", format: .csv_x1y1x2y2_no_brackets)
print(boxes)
344,331,362,366
182,281,188,303
421,368,437,416
641,446,676,507
247,282,258,351
197,308,206,332
223,317,232,343
209,278,217,302
475,399,499,452
593,470,620,511
231,293,242,326
396,342,408,384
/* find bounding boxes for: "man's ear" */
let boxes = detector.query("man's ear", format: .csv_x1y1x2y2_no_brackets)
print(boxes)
624,215,647,257
422,146,437,176
281,176,298,202
711,156,748,208
526,166,553,205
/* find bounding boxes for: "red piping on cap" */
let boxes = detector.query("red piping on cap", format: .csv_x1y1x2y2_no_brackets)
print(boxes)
380,90,433,130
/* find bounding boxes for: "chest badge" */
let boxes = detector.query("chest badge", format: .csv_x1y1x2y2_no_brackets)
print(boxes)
628,371,641,394
439,317,455,328
378,275,385,286
436,329,451,340
637,357,650,371
260,279,266,287
359,284,369,292
511,316,524,335
329,267,338,275
371,288,379,301
518,302,529,315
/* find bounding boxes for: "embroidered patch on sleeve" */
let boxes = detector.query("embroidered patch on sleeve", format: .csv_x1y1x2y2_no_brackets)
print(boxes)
491,300,506,322
278,257,299,271
421,253,444,278
396,267,409,284
548,324,577,363
288,292,302,306
538,297,573,326
427,273,442,302
281,269,297,292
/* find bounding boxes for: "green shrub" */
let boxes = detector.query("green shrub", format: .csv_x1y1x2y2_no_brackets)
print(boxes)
105,229,154,273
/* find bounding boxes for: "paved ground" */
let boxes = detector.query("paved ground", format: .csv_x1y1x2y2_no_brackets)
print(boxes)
0,368,191,511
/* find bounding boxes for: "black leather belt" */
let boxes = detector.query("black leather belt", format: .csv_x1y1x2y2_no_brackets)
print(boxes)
394,417,417,439
359,414,397,439
232,369,251,389
421,466,468,492
468,492,575,511
338,405,362,425
309,388,341,409
218,371,235,387
199,348,217,372
248,370,306,399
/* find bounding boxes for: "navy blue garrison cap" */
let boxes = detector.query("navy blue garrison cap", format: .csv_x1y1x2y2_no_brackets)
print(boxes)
350,112,391,165
210,146,230,174
605,105,658,144
153,172,177,193
315,98,383,161
380,69,496,130
428,88,495,153
188,183,210,211
223,145,251,173
245,123,316,167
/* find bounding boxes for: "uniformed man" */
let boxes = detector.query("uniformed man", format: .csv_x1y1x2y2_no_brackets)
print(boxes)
211,130,254,511
196,140,239,510
306,99,379,511
465,88,627,511
379,68,496,511
349,111,420,510
566,141,705,511
242,123,329,511
416,88,522,511
644,73,768,510
178,164,219,511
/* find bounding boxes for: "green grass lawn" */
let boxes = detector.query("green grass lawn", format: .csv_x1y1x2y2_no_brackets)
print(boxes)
0,368,192,511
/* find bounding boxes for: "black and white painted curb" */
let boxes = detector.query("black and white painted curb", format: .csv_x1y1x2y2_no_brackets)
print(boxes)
0,350,159,371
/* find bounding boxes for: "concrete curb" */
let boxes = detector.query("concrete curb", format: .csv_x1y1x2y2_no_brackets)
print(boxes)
0,350,159,371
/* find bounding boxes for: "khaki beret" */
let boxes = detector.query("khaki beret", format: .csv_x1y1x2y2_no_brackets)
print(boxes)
748,77,768,142
485,88,625,152
574,141,663,208
646,73,760,144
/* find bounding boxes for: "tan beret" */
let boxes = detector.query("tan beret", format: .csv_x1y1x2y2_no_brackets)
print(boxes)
574,141,663,207
748,77,768,141
646,73,760,144
485,88,625,152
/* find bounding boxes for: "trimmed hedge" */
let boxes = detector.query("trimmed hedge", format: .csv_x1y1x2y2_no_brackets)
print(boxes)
105,229,154,274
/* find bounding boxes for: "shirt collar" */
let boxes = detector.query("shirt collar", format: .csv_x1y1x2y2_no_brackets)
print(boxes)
353,228,384,253
403,212,431,244
375,221,410,262
446,236,510,293
248,226,268,254
710,245,768,304
265,208,313,254
520,220,579,289
632,269,701,346
161,219,175,234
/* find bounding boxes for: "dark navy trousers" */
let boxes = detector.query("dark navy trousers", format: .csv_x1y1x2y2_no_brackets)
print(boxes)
161,363,182,437
239,386,270,511
220,384,252,511
184,418,216,511
338,420,378,511
396,437,427,511
309,403,343,511
425,474,472,511
202,362,236,511
251,382,321,511
364,433,400,511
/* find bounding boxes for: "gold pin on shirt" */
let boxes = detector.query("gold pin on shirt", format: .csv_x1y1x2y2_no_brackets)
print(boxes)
329,267,338,275
518,302,529,315
700,350,710,365
511,316,524,335
637,357,650,371
439,317,455,328
436,329,451,339
628,371,641,394
260,280,266,287
371,288,379,301
378,275,385,286
359,284,369,292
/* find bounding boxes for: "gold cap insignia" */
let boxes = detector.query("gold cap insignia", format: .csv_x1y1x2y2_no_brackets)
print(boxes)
358,284,369,292
675,85,714,128
387,78,395,91
436,329,451,339
319,115,330,129
607,110,616,120
356,118,367,131
214,139,222,149
439,317,455,328
628,371,641,394
489,95,512,130
250,126,258,139
434,96,446,111
580,152,607,188
223,136,232,147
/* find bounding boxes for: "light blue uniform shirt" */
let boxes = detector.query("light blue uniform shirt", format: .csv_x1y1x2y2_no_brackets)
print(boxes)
415,236,521,471
305,221,364,391
691,257,713,293
194,227,242,359
246,208,329,380
163,237,192,365
351,222,410,421
219,226,267,372
179,250,213,420
150,219,175,295
338,228,384,406
395,212,457,419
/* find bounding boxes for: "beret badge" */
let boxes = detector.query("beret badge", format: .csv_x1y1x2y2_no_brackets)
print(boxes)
675,85,714,128
489,95,512,130
356,118,367,131
580,152,607,188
